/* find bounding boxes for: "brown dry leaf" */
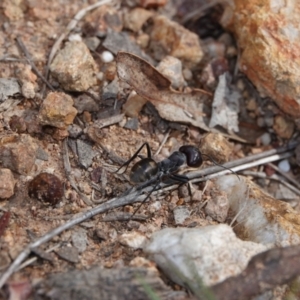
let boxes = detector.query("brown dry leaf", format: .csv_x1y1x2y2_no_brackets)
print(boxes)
116,51,211,131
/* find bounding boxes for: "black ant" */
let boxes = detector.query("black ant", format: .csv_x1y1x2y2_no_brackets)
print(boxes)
116,142,236,219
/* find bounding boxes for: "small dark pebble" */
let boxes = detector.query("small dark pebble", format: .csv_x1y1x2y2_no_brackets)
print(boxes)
90,167,102,183
28,173,63,205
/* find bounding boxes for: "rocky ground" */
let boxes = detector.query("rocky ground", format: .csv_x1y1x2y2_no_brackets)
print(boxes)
0,0,300,299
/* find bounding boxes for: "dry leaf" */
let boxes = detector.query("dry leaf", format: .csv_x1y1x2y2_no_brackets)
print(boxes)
116,51,211,131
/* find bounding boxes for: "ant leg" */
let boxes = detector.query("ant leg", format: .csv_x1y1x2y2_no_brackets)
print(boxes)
129,180,161,220
168,173,189,184
169,173,193,201
115,142,152,174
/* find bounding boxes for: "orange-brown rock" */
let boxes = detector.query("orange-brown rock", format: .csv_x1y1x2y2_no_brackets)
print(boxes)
0,169,15,199
151,15,203,68
221,1,300,117
39,92,77,129
0,134,38,175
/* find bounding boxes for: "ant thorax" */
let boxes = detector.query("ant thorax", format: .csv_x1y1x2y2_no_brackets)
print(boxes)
159,151,187,174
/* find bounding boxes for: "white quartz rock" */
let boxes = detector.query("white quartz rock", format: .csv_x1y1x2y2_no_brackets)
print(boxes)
144,224,267,290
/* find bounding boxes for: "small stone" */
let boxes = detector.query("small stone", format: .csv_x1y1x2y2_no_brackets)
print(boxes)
55,246,79,263
273,115,294,139
68,34,82,42
246,98,257,111
0,169,15,199
101,51,114,63
104,62,116,81
149,201,161,214
28,173,64,205
91,167,103,183
205,190,229,222
122,91,148,118
119,231,147,249
199,133,232,164
278,159,290,173
102,78,119,101
156,56,185,89
124,117,139,130
77,140,96,168
72,228,88,253
78,181,92,195
52,128,69,140
150,15,203,67
182,68,193,81
136,33,150,49
83,36,101,51
173,206,190,225
83,5,123,35
50,41,97,92
264,115,274,127
0,78,21,101
74,94,98,114
68,124,83,138
123,7,153,32
259,132,271,146
0,134,38,175
36,147,49,161
39,92,77,129
21,81,35,99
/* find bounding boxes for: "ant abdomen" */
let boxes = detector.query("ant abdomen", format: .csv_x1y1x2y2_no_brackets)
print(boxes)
179,145,203,168
130,157,158,183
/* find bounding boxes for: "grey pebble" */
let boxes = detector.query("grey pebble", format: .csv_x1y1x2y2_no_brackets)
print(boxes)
124,117,139,130
77,139,96,168
56,246,80,263
173,206,190,225
72,228,88,253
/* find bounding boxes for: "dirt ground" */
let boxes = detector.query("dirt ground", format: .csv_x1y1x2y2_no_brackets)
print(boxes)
0,0,299,299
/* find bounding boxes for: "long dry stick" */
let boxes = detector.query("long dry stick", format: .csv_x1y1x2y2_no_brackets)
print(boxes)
0,140,298,288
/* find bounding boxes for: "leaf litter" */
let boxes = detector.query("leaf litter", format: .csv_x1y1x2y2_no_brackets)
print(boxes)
116,51,212,131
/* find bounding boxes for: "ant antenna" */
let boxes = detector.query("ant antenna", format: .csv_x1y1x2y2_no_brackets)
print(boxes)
201,153,240,179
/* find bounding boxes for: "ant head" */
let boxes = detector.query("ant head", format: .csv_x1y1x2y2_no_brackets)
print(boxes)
179,145,203,168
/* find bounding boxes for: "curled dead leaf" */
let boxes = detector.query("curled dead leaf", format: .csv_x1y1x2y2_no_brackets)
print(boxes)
116,51,211,131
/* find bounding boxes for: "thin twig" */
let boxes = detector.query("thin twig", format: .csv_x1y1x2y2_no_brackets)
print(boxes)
241,170,300,196
154,129,170,156
43,0,113,95
17,244,61,271
188,144,297,181
15,37,55,91
194,140,298,179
